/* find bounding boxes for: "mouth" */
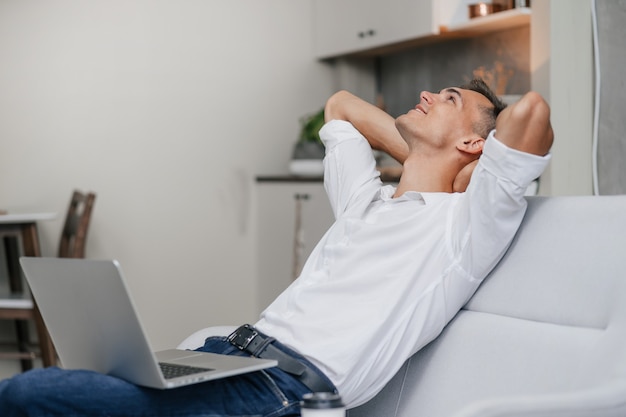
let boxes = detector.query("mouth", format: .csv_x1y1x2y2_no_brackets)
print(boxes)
413,104,427,114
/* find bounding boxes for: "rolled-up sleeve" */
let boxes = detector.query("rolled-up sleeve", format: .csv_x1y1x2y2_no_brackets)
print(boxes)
319,120,382,218
453,130,552,280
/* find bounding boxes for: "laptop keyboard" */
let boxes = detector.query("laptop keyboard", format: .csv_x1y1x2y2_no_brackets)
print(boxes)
159,362,214,380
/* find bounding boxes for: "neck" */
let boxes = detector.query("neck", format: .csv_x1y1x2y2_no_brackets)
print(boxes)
393,154,457,198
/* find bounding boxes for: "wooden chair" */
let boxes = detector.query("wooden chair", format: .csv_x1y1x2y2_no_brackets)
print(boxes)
58,191,96,259
0,190,96,371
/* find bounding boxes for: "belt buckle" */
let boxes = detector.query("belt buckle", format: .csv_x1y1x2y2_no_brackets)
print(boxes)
228,324,258,351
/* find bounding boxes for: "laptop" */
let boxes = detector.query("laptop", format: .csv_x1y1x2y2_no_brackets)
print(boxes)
19,257,276,389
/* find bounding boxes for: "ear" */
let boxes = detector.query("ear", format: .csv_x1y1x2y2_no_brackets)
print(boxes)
456,136,485,155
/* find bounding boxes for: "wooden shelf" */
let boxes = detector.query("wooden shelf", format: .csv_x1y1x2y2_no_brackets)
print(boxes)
440,7,531,35
342,7,531,58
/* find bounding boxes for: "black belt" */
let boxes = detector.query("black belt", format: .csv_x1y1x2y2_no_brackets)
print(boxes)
227,324,336,394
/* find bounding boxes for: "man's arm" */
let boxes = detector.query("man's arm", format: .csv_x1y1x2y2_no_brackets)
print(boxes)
495,91,554,156
455,92,552,191
324,90,409,164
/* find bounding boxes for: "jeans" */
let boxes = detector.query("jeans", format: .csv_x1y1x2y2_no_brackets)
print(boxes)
0,336,335,416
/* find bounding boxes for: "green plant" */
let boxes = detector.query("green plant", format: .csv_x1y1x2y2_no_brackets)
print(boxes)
298,108,325,144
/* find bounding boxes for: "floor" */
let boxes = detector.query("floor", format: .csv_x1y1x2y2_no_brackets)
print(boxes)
0,320,42,380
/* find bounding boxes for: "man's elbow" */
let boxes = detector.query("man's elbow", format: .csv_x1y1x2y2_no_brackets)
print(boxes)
324,90,353,122
497,91,554,156
520,92,554,156
515,91,550,121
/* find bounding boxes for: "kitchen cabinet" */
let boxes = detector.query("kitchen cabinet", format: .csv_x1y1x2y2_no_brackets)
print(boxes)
256,179,335,313
312,0,531,59
313,0,438,59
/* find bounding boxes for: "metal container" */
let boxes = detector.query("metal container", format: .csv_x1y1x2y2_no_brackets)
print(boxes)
468,3,504,18
493,0,514,10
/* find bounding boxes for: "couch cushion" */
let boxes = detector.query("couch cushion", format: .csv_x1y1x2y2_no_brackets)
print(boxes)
348,196,626,417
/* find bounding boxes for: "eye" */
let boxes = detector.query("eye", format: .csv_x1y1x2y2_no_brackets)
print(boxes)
448,95,456,103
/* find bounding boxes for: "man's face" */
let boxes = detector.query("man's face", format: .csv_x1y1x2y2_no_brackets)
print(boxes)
395,87,493,151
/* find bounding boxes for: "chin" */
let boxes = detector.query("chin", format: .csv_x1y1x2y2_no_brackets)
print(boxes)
396,117,419,143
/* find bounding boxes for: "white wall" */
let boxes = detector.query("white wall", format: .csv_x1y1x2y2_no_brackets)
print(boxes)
0,0,335,364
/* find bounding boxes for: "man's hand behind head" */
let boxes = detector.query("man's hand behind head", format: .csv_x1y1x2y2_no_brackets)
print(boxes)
495,92,553,156
453,159,478,192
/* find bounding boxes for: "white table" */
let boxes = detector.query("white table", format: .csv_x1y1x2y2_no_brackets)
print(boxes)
0,212,57,224
0,213,57,284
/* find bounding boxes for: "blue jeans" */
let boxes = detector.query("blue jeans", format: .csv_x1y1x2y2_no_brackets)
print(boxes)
0,336,335,416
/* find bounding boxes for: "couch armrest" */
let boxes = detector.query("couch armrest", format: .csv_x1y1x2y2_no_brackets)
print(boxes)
452,378,626,417
177,325,238,350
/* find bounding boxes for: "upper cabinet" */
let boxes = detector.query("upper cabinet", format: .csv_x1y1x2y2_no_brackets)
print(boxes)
313,0,531,59
313,0,438,59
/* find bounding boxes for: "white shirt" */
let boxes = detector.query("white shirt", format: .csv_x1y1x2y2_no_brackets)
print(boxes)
255,120,550,408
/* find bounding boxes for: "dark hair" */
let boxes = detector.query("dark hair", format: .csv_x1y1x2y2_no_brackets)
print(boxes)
460,78,507,138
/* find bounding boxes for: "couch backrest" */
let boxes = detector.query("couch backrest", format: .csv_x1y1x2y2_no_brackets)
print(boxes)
348,196,626,417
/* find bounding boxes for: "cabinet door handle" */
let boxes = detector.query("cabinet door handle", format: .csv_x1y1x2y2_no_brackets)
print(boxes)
358,29,376,38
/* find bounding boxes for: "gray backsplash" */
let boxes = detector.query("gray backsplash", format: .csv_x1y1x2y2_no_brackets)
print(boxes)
380,26,530,117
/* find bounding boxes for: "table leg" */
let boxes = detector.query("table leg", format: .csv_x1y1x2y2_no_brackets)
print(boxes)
21,223,42,257
4,236,23,292
20,223,58,368
3,235,34,370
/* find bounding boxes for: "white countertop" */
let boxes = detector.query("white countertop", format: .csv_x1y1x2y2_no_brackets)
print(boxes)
0,213,57,224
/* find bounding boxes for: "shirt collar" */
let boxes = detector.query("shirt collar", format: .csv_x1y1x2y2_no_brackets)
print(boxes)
379,185,454,204
379,185,424,203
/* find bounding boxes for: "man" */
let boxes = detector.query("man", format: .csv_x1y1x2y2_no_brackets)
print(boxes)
0,79,553,416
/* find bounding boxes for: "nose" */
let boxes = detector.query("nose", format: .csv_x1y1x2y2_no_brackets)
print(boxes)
420,90,435,105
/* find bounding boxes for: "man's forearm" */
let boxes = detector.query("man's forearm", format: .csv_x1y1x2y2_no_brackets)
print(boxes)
324,90,409,164
495,91,554,156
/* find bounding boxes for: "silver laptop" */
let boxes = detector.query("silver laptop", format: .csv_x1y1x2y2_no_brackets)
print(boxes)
19,257,276,389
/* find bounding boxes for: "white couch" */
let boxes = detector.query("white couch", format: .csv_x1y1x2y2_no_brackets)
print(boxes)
181,196,626,417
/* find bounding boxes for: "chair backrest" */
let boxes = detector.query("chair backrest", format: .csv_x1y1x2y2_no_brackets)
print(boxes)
58,190,96,258
348,195,626,417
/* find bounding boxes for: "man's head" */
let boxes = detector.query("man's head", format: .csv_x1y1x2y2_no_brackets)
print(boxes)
460,78,507,138
395,78,506,161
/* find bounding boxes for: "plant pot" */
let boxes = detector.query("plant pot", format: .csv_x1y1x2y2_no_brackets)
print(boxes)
290,141,325,177
292,141,325,159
